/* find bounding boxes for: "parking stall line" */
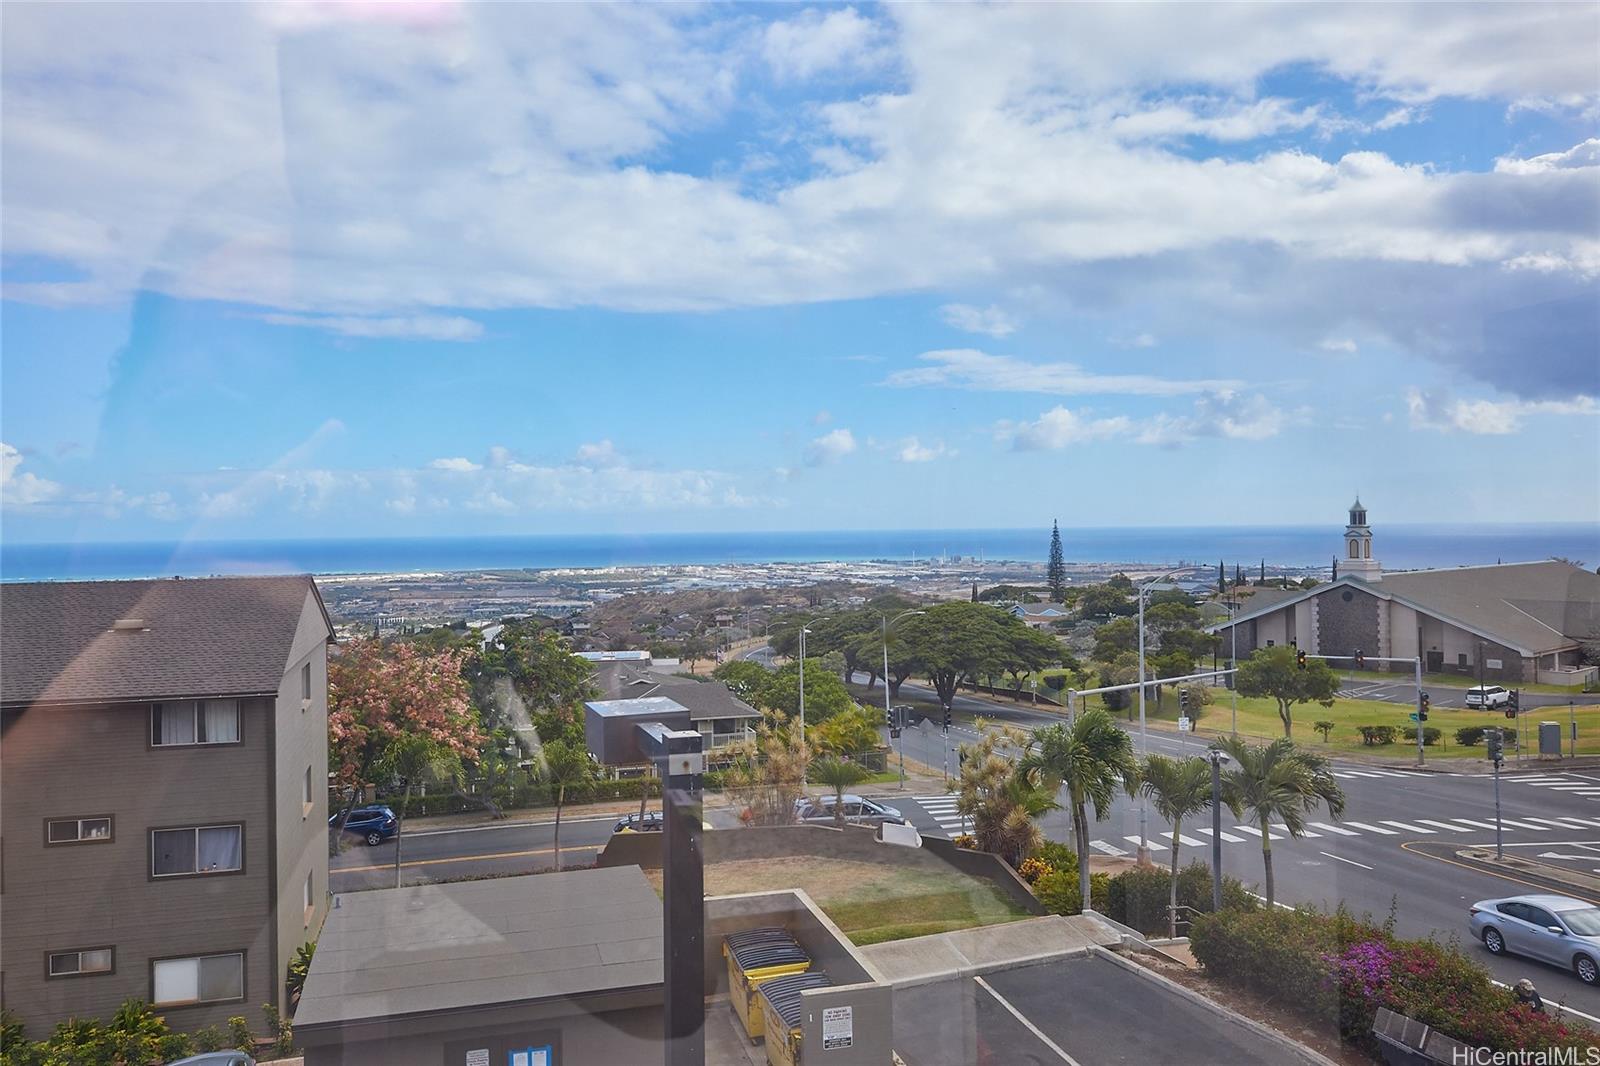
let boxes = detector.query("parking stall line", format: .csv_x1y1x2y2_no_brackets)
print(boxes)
973,975,1081,1066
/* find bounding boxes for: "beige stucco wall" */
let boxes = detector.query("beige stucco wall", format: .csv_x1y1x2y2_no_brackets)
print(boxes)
1254,610,1288,649
270,588,333,1016
0,698,277,1033
1389,603,1420,661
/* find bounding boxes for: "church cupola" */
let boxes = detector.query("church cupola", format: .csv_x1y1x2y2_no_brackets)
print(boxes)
1342,497,1381,581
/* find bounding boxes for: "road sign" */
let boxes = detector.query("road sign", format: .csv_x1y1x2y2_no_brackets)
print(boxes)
1177,716,1192,732
1408,712,1420,722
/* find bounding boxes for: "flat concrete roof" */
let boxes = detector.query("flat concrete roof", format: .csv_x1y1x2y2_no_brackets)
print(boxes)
295,866,663,1030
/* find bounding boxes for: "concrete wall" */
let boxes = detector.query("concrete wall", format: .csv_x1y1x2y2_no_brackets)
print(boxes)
298,991,661,1066
270,588,333,1016
598,826,1044,918
1254,611,1288,650
1389,603,1420,663
1423,619,1526,682
0,697,278,1033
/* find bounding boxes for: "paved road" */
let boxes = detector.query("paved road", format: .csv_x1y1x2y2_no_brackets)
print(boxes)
330,811,619,890
1337,677,1581,711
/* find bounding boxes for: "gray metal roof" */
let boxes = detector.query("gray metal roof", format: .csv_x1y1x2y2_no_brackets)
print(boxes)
1,575,330,707
294,866,663,1030
1210,561,1600,656
593,663,762,721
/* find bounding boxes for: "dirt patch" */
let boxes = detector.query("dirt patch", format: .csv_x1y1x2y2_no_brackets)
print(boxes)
1128,950,1374,1066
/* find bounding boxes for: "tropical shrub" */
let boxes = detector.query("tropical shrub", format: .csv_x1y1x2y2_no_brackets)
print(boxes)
1399,726,1442,746
1034,868,1110,916
1358,725,1396,746
1455,727,1486,746
1104,862,1256,935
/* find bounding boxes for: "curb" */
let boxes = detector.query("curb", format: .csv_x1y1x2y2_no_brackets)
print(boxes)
1454,846,1600,896
1088,945,1340,1066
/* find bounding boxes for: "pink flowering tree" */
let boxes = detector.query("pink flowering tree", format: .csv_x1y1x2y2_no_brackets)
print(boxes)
328,638,484,854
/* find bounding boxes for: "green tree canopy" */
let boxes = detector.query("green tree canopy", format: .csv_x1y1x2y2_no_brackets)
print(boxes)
1020,709,1136,910
761,659,856,724
899,602,1034,714
1047,521,1066,601
1092,617,1140,662
1235,646,1340,737
712,659,770,699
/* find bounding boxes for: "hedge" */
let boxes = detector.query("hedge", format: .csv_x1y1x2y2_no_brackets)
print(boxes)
1188,906,1594,1056
1357,725,1396,746
1455,727,1485,746
1103,861,1256,935
1399,726,1442,746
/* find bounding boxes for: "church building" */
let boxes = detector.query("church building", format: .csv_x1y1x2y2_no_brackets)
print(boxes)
1210,501,1600,686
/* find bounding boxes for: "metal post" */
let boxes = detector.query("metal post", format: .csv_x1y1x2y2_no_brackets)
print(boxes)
1414,655,1425,767
659,733,705,1066
1571,699,1577,759
1492,744,1504,862
1230,601,1238,738
798,626,807,735
1210,753,1223,912
1066,688,1077,727
1136,584,1150,864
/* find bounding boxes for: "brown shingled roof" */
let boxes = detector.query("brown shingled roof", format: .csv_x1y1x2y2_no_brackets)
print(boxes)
1,574,331,706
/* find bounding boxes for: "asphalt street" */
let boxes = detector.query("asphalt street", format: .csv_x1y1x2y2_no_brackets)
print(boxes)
329,811,618,890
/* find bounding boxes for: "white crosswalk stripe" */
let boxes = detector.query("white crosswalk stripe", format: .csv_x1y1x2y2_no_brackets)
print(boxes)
1233,825,1284,840
1090,840,1129,857
1125,835,1166,851
1343,821,1398,835
1174,833,1207,847
1417,819,1473,833
1310,822,1358,836
1453,818,1506,831
1379,820,1433,834
1269,823,1319,837
1196,827,1246,843
1555,817,1600,828
1497,818,1551,830
1523,817,1584,829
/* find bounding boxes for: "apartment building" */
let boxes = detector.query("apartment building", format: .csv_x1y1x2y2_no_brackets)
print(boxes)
0,575,335,1035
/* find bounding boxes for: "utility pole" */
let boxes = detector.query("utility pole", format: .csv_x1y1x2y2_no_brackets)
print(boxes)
1572,698,1578,759
1137,582,1150,864
1414,655,1425,768
1208,749,1229,912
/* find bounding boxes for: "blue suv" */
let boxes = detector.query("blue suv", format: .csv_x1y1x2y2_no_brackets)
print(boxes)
330,805,397,846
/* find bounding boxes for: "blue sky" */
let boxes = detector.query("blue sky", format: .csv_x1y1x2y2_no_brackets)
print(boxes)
2,3,1597,543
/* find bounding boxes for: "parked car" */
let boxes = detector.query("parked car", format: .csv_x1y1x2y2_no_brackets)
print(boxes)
614,812,663,833
168,1053,254,1066
329,805,398,845
1465,685,1511,709
793,794,906,826
1469,893,1600,984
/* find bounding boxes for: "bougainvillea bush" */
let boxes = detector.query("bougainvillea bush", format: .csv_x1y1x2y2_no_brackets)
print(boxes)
1190,906,1596,1056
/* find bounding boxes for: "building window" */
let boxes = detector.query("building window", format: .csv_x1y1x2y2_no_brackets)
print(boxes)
48,948,113,978
1458,653,1468,668
301,662,312,702
152,825,242,877
1364,541,1371,559
304,871,315,923
152,952,244,1007
1348,540,1359,559
46,816,113,845
303,765,314,808
509,1048,553,1066
151,700,240,747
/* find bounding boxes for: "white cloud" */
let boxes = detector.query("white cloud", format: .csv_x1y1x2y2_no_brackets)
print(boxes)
1137,391,1287,445
1319,337,1358,353
1405,387,1599,434
805,428,858,466
896,437,951,463
576,440,621,466
1372,106,1421,131
885,348,1237,397
0,443,62,507
812,410,832,425
257,313,485,341
999,407,1133,451
1106,97,1321,143
429,457,483,472
940,303,1018,338
763,7,887,81
1494,138,1600,175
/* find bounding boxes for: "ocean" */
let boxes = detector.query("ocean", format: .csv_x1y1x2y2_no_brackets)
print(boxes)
2,525,1597,582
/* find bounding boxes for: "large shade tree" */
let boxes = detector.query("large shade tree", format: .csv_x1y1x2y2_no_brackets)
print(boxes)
900,603,1057,721
1215,736,1346,905
328,638,484,853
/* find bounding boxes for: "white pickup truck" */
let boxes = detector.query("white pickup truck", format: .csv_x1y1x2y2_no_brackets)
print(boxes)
1465,685,1511,709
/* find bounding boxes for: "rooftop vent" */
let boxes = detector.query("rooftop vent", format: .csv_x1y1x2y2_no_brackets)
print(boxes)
111,618,149,632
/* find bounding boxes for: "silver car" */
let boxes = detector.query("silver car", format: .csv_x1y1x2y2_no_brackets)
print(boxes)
1469,893,1600,985
794,793,906,826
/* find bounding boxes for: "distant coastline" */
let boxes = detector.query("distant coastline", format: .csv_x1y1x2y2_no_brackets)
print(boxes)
3,524,1597,582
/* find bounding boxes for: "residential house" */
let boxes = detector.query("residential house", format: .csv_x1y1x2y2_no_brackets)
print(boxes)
1209,503,1600,685
590,660,762,749
1009,603,1069,629
0,575,335,1033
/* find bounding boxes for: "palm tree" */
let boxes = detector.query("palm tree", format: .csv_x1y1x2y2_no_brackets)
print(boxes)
1215,736,1346,906
810,756,871,828
376,735,460,888
1134,755,1215,937
1020,709,1136,912
538,739,593,871
953,723,1054,865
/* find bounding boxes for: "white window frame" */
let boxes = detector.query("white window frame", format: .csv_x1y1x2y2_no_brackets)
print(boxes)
301,662,312,702
151,951,245,1007
48,948,113,978
46,816,113,845
151,824,243,877
150,700,241,747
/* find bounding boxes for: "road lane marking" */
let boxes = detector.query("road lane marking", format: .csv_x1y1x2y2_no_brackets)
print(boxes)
1232,825,1283,840
1417,819,1473,833
1496,818,1551,830
1523,817,1585,829
1343,821,1398,835
1271,823,1319,838
1125,835,1166,851
1196,828,1246,843
334,843,602,874
1175,834,1207,847
974,975,1081,1065
1452,818,1508,831
1090,840,1129,856
1321,851,1374,870
1310,822,1358,836
1554,817,1600,828
1380,820,1434,834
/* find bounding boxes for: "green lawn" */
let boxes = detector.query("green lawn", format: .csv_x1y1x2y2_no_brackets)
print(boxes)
1087,691,1600,759
653,855,1030,946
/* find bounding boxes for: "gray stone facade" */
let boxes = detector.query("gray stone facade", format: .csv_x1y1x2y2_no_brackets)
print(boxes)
1313,586,1382,663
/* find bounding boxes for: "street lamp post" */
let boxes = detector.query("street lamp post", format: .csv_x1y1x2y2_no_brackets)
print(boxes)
1207,748,1231,912
1136,567,1193,865
881,609,926,791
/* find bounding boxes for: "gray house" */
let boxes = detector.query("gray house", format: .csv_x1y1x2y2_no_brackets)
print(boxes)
0,575,335,1034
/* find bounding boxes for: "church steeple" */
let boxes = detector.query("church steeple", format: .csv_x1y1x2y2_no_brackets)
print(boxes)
1342,497,1381,581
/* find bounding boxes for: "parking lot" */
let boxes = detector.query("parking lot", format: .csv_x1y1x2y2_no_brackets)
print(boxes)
891,953,1322,1066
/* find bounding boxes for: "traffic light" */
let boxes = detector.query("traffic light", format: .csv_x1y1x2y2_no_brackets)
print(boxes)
1509,689,1521,712
885,704,895,728
1419,691,1430,722
1354,648,1365,670
1179,688,1190,713
1487,729,1503,763
942,706,952,733
1296,648,1307,670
